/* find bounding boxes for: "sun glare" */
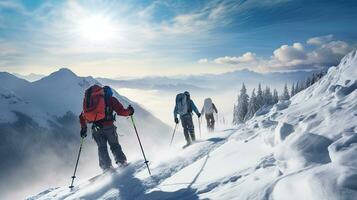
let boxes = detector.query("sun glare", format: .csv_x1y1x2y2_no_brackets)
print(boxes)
78,15,116,42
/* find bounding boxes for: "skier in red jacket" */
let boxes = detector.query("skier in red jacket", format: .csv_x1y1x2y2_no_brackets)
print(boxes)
79,86,134,171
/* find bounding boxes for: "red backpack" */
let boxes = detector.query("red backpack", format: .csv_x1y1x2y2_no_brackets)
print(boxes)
82,85,106,122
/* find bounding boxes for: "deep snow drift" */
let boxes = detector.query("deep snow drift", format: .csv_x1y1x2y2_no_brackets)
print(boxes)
29,51,357,200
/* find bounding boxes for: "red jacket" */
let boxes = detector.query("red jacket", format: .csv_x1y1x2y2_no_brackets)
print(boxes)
79,96,131,127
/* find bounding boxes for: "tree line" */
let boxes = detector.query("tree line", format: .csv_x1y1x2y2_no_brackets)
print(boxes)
233,71,326,124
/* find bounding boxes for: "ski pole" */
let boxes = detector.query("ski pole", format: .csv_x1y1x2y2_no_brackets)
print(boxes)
130,116,152,176
198,117,202,138
169,123,178,146
69,137,84,189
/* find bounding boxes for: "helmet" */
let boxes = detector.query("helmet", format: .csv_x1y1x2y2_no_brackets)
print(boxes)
103,86,113,97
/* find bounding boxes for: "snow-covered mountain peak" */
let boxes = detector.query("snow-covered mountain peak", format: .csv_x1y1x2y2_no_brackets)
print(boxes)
0,71,29,91
52,67,77,77
39,67,79,84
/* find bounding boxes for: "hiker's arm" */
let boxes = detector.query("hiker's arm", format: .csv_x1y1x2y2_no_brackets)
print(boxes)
191,101,200,115
213,103,218,113
201,106,205,115
173,106,178,119
79,113,87,128
111,97,132,116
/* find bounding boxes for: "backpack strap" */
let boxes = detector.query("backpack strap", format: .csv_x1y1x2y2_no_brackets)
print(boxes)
104,93,114,121
85,87,93,109
187,99,192,113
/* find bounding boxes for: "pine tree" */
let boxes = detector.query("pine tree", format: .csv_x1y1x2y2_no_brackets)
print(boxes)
295,82,299,94
264,86,273,105
305,77,311,88
280,83,290,100
273,89,279,104
233,83,249,124
232,104,238,125
256,83,264,107
311,73,317,85
291,84,295,97
245,89,259,121
297,81,304,93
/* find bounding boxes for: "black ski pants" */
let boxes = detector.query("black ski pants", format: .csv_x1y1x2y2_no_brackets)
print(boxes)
92,125,127,170
180,114,196,143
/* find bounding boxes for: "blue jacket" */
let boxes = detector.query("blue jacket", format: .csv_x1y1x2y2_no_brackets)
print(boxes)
174,99,200,118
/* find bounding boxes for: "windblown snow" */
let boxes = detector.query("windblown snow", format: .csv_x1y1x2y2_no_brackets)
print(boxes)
29,51,357,200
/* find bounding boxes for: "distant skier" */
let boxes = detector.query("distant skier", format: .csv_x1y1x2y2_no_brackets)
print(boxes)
201,98,218,132
174,91,201,146
79,85,134,171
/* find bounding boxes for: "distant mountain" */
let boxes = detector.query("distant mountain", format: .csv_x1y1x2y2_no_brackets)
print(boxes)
97,69,315,93
12,72,45,82
0,68,171,200
0,72,29,91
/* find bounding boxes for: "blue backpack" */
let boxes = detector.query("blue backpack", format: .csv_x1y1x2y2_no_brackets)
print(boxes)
175,93,189,116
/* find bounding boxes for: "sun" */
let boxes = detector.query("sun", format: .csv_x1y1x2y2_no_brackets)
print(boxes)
78,15,116,42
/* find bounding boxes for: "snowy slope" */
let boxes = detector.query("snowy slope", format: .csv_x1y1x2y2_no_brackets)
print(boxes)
29,50,357,200
0,68,171,200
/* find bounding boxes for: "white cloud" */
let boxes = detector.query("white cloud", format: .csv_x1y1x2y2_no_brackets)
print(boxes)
159,2,231,35
268,39,354,70
213,35,355,72
214,52,257,65
307,34,334,46
198,58,209,64
272,43,306,63
309,40,353,65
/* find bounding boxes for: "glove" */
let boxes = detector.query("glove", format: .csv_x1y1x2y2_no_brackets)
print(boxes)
128,105,134,116
80,126,87,138
175,118,179,124
197,113,201,118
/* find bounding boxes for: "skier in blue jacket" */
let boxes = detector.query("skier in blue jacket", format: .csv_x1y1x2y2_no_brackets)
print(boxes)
174,91,201,145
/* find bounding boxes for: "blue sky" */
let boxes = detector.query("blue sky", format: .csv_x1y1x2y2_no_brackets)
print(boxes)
0,0,356,77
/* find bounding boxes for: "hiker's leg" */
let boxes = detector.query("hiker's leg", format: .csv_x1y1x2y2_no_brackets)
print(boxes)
211,114,215,130
105,125,127,164
208,114,214,131
205,114,210,128
181,115,191,143
187,115,196,141
93,128,112,170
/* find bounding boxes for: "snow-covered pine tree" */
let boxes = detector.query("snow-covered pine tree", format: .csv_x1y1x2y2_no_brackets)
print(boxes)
264,86,273,105
291,84,295,97
295,82,300,94
305,77,311,88
280,83,290,100
245,89,259,121
311,73,317,85
256,83,264,107
299,81,305,92
232,104,238,124
234,83,249,124
273,89,279,104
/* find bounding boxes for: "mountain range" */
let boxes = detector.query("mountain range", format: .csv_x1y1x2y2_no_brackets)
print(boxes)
97,69,317,93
